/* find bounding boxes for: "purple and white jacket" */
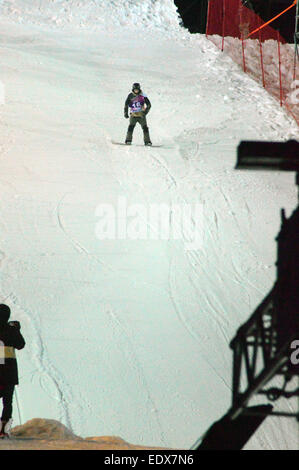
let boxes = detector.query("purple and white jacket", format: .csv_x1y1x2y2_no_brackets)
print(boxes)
124,92,151,116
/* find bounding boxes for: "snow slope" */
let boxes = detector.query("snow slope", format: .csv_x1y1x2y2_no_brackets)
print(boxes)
0,0,182,33
0,1,298,449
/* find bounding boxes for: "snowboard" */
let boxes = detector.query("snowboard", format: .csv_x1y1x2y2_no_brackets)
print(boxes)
111,141,165,148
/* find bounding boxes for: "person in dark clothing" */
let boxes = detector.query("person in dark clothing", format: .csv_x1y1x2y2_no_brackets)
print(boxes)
0,304,25,438
124,83,152,146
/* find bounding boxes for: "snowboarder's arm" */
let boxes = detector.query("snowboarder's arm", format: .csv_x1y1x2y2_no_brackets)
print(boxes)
8,322,25,350
14,333,25,350
124,94,131,118
144,97,151,115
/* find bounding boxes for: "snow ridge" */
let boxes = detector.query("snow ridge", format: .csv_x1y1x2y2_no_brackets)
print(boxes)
0,0,182,33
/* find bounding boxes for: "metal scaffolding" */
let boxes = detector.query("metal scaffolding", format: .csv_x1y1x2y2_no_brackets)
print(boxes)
229,284,299,421
229,142,299,422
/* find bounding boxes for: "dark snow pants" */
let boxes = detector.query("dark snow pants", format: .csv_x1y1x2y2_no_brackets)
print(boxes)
0,385,14,421
126,114,151,144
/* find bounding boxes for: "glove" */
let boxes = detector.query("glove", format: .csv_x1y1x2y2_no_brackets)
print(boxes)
124,113,129,119
8,321,21,329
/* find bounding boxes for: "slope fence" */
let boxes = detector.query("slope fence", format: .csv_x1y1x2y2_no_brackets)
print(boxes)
206,0,299,126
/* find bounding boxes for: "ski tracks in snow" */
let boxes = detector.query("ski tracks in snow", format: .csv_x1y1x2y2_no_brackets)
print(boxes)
167,252,231,391
108,129,233,390
108,129,228,367
55,190,116,276
105,306,167,446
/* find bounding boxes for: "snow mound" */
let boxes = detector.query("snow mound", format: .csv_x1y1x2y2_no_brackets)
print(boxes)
0,0,182,33
11,418,81,440
4,419,168,449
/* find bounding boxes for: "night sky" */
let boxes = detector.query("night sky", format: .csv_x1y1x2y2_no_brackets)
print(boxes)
174,0,295,42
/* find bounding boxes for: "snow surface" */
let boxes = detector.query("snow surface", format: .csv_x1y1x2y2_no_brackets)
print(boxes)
0,0,298,450
0,0,182,33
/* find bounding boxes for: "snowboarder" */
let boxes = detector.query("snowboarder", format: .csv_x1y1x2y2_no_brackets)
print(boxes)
124,83,152,145
0,304,25,438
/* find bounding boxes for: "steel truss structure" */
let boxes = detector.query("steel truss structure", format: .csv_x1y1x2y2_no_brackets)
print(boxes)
229,285,299,420
228,170,299,422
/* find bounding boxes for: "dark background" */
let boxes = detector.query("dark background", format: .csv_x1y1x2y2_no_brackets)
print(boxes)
174,0,296,42
174,0,209,34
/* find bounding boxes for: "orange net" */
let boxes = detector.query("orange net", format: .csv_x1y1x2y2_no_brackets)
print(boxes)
206,0,299,126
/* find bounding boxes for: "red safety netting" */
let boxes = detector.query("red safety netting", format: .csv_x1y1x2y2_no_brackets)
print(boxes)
206,0,299,126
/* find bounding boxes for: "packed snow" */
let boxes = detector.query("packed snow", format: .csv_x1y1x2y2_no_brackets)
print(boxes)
0,0,182,33
0,0,298,450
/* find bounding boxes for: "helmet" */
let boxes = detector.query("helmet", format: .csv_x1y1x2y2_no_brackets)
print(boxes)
132,83,141,92
0,304,11,326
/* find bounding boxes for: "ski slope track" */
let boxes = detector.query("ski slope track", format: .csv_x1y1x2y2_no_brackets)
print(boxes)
0,0,298,450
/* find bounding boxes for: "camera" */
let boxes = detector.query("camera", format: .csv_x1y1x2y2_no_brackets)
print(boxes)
8,321,21,329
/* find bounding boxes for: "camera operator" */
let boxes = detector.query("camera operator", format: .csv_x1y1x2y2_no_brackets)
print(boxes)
0,304,25,438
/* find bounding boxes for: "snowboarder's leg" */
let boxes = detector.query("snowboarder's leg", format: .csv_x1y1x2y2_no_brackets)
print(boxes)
0,385,14,438
1,385,14,422
140,116,152,145
125,116,137,144
143,125,152,145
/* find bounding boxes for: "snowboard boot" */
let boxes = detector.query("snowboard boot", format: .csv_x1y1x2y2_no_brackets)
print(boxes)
142,125,151,146
0,420,11,439
125,140,131,145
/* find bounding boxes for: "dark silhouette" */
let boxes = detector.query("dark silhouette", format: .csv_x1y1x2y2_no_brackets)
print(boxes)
175,0,295,43
0,304,25,438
